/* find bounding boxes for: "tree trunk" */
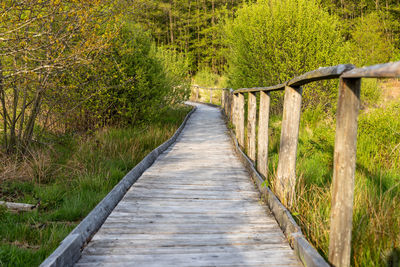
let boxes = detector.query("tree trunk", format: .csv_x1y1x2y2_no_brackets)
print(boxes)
23,89,43,145
0,61,8,150
18,85,27,143
8,83,19,151
169,3,174,46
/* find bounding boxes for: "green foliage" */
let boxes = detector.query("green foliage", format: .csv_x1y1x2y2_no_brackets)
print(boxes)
99,23,174,124
358,102,400,173
348,12,396,66
156,47,191,105
127,0,242,73
224,0,345,89
193,67,220,87
360,79,382,107
267,103,400,266
45,23,190,132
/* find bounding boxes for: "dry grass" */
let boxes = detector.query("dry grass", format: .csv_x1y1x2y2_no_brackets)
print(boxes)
0,106,191,266
264,99,400,266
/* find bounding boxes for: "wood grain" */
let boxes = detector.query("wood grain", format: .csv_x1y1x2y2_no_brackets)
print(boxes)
275,86,302,207
237,93,245,148
257,91,270,179
341,61,400,78
287,64,354,87
329,78,360,267
76,103,301,267
247,92,257,162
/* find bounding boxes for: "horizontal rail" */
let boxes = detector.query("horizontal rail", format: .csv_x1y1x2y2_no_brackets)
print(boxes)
341,61,400,78
287,64,355,87
192,85,228,90
233,64,355,94
233,83,286,94
193,61,400,95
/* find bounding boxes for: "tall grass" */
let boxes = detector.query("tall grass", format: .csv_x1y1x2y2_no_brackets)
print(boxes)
266,102,400,266
0,106,191,266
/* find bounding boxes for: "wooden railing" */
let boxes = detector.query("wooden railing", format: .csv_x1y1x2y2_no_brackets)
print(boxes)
191,85,225,105
191,61,400,267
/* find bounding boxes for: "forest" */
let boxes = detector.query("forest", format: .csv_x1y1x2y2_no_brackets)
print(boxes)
0,0,399,266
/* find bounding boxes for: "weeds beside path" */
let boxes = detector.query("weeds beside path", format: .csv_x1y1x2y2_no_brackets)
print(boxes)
0,105,192,267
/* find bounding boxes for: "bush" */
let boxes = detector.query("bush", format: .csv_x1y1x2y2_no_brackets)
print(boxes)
156,47,191,105
349,12,395,67
54,23,190,131
224,0,346,108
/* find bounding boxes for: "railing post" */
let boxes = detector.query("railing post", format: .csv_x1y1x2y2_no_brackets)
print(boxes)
329,78,361,267
247,92,257,162
210,89,212,104
276,85,302,207
196,87,199,102
232,93,237,129
221,90,224,107
228,90,233,120
224,90,229,116
237,93,245,148
257,91,270,178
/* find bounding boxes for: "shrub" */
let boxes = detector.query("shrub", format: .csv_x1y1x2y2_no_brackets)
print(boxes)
224,0,346,108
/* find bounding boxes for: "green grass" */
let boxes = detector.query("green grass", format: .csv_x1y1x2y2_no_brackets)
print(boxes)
265,102,400,266
0,105,191,266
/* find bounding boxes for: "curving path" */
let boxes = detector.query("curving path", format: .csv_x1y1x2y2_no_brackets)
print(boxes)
75,103,302,267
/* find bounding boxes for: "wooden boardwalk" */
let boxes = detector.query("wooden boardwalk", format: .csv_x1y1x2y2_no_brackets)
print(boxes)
75,103,302,267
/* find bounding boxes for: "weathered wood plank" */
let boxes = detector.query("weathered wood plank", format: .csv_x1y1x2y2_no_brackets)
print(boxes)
131,182,256,191
0,201,36,212
209,89,213,104
106,213,276,224
76,262,299,267
287,64,354,87
276,86,302,207
341,61,400,78
86,236,288,249
257,91,270,178
82,243,292,255
124,191,260,200
237,93,245,148
247,92,257,162
113,203,267,214
97,224,281,235
91,232,287,242
329,78,361,267
228,89,234,121
76,251,300,266
222,89,226,110
233,83,286,94
232,93,238,131
76,103,301,267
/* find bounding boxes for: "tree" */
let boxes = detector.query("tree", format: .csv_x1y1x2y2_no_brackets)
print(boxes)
0,0,116,151
349,12,396,66
224,0,345,89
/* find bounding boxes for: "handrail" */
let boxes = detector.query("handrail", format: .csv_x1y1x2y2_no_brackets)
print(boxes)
191,85,228,104
192,60,400,267
287,64,355,86
341,61,400,78
232,83,286,94
192,85,228,90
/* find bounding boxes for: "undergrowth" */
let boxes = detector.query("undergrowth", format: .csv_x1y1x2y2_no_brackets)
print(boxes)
0,105,191,266
266,101,400,266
